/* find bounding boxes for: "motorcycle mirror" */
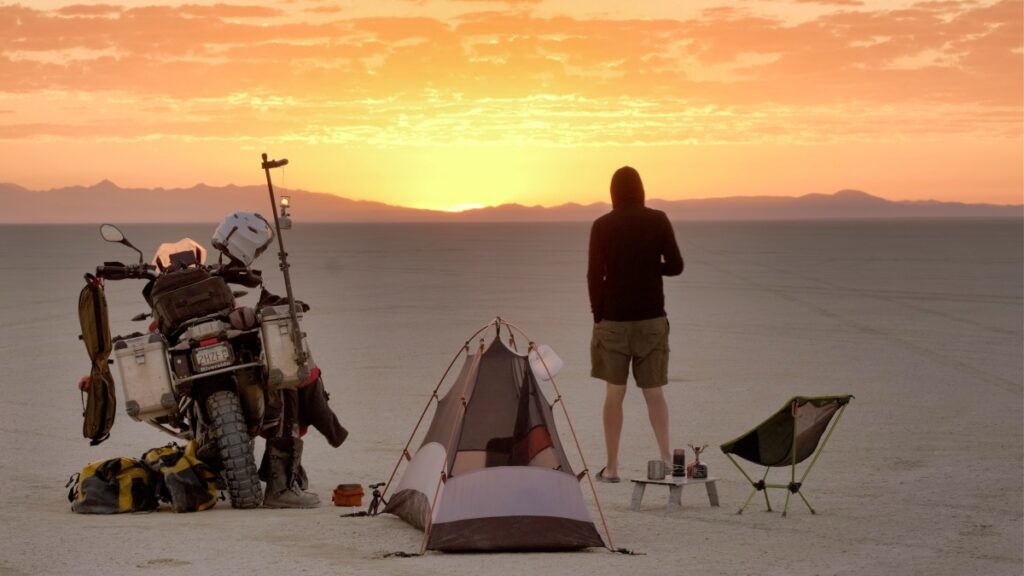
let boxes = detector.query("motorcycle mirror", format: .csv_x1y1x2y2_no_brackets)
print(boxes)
131,312,151,322
99,223,145,265
100,223,124,243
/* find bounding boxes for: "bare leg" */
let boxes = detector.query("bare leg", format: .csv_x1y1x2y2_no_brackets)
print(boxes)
603,383,627,477
642,386,671,465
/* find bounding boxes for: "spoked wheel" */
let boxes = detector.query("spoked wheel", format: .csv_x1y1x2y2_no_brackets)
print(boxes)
206,390,263,508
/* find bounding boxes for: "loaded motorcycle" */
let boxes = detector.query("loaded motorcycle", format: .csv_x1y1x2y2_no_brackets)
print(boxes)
83,155,322,508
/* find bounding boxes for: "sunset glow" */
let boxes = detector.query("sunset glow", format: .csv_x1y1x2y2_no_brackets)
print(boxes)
1,0,1021,210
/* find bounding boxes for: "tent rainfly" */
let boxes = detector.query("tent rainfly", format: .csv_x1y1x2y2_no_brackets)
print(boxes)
382,320,608,552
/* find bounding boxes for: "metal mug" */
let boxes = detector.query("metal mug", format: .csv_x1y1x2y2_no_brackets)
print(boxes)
647,459,666,480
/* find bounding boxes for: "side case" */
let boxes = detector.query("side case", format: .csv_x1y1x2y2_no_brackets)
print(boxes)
259,305,315,390
113,333,177,421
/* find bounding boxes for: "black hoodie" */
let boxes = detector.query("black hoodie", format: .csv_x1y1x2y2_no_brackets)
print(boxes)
587,167,683,323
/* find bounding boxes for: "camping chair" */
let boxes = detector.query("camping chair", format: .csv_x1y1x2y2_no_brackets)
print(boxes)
720,395,852,516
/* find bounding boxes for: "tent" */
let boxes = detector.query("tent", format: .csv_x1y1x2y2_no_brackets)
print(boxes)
382,320,608,552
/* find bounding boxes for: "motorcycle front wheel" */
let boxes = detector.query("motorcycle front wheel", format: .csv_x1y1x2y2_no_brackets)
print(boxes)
206,390,263,509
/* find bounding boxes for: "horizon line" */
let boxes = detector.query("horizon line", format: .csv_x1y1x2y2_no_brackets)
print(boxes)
6,180,1023,212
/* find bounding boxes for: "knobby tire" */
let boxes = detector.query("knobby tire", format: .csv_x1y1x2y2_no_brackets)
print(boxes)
206,390,263,509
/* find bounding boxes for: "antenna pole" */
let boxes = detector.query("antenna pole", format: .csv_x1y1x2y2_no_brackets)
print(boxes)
261,152,308,379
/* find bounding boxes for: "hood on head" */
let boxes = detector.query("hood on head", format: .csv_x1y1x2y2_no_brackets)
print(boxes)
610,166,645,209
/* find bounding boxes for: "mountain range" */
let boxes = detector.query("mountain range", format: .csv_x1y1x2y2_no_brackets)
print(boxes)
1,181,1019,223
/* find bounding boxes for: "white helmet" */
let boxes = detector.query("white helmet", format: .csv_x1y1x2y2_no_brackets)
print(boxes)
212,211,273,267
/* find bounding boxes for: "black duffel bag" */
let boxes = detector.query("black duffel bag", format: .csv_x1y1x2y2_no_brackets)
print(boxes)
150,268,234,334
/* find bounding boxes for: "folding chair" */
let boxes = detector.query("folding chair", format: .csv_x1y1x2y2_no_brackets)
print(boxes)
720,395,853,516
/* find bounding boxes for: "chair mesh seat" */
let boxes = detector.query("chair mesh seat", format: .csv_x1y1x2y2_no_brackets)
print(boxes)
720,395,853,516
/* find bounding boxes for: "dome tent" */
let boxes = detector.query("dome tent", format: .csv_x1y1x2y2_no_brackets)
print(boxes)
382,319,609,552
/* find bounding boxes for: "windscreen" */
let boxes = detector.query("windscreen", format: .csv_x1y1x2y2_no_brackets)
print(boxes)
151,238,207,270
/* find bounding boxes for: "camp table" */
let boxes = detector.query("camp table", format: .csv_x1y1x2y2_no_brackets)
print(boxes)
629,476,720,512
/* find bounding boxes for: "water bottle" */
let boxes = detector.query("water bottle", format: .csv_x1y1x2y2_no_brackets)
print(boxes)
672,448,686,477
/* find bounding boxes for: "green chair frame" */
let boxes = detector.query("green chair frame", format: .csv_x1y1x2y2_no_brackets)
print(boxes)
720,395,852,517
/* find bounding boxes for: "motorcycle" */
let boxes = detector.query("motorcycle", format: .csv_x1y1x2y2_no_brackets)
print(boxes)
89,155,315,508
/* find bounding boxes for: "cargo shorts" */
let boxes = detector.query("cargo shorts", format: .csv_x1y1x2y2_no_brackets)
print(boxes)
590,316,670,388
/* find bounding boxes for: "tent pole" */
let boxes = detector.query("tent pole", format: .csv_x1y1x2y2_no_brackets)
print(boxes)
418,339,486,552
378,345,462,503
379,320,496,503
439,339,485,474
508,321,615,552
419,471,446,555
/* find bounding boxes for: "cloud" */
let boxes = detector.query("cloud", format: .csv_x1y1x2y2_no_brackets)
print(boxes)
912,0,980,9
176,4,285,18
452,0,544,4
3,2,1019,101
305,5,344,14
0,0,1018,147
55,4,124,16
793,0,864,6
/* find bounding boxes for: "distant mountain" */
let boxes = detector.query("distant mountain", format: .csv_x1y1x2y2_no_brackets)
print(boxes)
643,189,1024,221
0,181,448,223
0,182,1019,223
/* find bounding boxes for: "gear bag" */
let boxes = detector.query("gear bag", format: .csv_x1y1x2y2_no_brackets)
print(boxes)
78,275,116,445
149,268,234,335
142,442,219,513
67,457,159,514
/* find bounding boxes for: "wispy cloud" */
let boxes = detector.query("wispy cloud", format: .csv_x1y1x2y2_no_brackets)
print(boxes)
452,0,544,4
793,0,865,6
305,5,344,14
55,4,125,16
0,0,1019,148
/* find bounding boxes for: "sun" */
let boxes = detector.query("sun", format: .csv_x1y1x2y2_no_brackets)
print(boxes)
443,203,485,213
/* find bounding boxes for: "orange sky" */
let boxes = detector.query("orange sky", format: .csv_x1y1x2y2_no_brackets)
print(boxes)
1,0,1021,211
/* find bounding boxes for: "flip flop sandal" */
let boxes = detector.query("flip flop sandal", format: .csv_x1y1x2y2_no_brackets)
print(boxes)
595,466,620,483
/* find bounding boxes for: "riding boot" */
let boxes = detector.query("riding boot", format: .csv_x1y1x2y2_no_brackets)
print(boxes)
263,441,308,490
290,437,312,493
262,438,320,508
295,460,309,491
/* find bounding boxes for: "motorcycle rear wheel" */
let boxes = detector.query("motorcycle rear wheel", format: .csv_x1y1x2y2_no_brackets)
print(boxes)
206,390,263,509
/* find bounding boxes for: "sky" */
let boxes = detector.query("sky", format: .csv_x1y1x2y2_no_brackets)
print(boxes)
0,0,1021,211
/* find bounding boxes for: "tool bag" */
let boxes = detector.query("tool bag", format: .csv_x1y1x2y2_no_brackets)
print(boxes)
141,442,219,513
78,275,116,445
150,268,234,334
67,457,160,514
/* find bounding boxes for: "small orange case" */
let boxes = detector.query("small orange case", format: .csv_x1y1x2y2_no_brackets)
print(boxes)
332,484,364,507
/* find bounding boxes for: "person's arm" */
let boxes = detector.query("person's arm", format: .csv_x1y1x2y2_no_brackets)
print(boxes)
587,221,606,323
660,213,684,276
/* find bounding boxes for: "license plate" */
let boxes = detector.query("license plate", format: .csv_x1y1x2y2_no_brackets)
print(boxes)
192,342,234,372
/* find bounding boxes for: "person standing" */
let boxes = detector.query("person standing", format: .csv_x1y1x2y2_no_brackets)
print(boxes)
588,166,683,482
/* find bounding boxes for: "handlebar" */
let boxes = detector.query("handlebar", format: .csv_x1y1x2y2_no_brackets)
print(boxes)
95,262,157,281
94,262,261,287
213,265,263,288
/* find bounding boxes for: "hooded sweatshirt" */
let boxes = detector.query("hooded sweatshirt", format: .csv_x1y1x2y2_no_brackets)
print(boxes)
587,167,683,323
